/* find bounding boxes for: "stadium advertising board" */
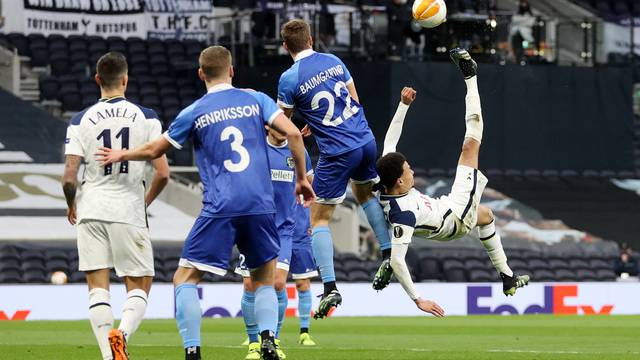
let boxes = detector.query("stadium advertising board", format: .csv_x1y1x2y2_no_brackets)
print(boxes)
0,0,211,39
600,18,640,57
1,283,637,320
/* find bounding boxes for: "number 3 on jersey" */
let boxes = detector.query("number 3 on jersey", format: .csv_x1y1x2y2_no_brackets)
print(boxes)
221,126,250,172
311,80,359,127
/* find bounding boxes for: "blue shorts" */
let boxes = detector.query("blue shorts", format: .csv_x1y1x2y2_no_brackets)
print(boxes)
179,214,279,276
277,235,293,271
290,243,318,279
313,139,379,204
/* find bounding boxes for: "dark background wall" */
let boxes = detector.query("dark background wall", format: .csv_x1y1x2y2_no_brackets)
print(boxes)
235,61,635,172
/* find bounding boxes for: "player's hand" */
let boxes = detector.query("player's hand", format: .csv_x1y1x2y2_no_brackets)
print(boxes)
95,147,125,166
400,87,417,106
301,125,312,137
67,205,77,225
415,298,445,317
296,178,316,207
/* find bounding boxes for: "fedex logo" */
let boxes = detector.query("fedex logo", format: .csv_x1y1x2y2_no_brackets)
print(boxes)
467,285,614,315
0,310,30,321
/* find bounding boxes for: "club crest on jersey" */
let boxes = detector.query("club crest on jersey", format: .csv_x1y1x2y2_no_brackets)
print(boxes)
394,226,403,238
286,157,295,169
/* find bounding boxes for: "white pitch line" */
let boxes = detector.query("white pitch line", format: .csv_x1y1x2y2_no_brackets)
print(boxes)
489,349,640,355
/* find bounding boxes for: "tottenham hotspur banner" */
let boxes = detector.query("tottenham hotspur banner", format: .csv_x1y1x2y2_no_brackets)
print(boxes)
1,0,212,40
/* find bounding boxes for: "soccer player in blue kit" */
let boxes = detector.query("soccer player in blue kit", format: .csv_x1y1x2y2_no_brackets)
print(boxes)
277,19,393,318
236,125,318,359
96,46,315,360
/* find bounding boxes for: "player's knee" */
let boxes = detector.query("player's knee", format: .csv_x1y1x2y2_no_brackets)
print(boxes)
274,279,286,291
477,206,494,226
296,280,310,292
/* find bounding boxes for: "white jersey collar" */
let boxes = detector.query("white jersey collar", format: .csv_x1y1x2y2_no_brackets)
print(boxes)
266,137,288,149
207,83,234,94
294,49,315,62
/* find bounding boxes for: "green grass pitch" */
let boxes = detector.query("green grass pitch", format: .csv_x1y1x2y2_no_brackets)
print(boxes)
2,315,639,359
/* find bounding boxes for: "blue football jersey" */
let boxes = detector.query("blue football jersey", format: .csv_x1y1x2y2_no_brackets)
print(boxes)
267,141,313,240
164,83,282,217
277,49,375,157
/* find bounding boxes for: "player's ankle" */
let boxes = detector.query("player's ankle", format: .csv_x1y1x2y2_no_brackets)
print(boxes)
300,327,309,334
323,281,337,296
382,248,391,260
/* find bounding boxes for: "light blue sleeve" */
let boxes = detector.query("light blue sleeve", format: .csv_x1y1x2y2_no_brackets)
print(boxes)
277,70,296,109
163,103,197,149
304,149,313,176
250,91,283,126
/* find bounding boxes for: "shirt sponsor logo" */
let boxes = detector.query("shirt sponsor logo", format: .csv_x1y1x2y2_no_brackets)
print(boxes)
286,157,295,169
271,169,294,182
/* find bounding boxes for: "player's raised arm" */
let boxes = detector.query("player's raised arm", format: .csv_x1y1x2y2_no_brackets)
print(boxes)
382,87,416,156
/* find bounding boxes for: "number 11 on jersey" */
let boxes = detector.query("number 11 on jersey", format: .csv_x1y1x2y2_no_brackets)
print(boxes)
97,127,129,176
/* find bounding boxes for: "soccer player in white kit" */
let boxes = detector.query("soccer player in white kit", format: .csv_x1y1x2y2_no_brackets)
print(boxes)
61,52,170,360
373,49,529,315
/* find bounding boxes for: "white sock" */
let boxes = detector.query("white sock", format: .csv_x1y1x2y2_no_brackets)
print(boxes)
88,288,114,360
118,289,148,341
464,76,483,143
478,221,513,276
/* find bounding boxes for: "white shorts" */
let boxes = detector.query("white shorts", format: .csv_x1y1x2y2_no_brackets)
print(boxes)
77,220,154,277
445,165,488,231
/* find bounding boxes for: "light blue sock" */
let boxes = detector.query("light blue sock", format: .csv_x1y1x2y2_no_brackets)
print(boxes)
362,198,391,251
298,290,312,330
241,290,259,343
276,289,288,338
312,226,336,283
175,283,201,348
255,285,278,334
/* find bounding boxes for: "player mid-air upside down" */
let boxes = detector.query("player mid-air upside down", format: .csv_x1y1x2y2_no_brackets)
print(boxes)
372,49,530,314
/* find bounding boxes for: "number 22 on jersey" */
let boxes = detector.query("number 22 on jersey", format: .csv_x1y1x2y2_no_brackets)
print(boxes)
311,80,359,127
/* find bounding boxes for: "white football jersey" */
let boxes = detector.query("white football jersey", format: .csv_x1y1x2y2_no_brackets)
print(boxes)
381,188,466,243
64,97,162,228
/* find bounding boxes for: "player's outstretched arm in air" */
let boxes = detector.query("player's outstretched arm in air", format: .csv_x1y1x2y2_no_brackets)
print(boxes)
96,136,173,165
271,113,316,207
382,87,416,156
390,224,445,317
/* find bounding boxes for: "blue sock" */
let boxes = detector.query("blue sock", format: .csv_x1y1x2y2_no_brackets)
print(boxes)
298,290,312,330
312,226,336,283
254,285,278,334
362,198,391,251
175,283,201,348
276,289,288,338
241,290,259,343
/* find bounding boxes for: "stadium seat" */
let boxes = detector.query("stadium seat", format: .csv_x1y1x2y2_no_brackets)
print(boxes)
0,270,22,283
343,259,367,273
23,269,47,283
147,39,166,56
348,270,371,282
107,36,127,53
62,92,83,111
464,259,489,271
568,259,590,270
468,269,493,282
50,51,70,76
46,259,68,273
39,77,60,100
70,51,90,66
70,62,88,77
335,270,349,282
576,269,598,281
533,269,556,282
7,32,30,56
30,48,49,67
159,86,179,98
595,269,617,281
442,259,465,272
87,36,107,53
548,259,570,271
69,271,85,283
0,259,20,272
528,259,548,269
554,269,577,282
48,35,68,52
27,34,47,50
589,258,613,271
444,268,467,282
68,35,88,52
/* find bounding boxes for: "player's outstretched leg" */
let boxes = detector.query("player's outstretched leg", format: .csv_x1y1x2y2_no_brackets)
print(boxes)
174,267,203,360
296,279,316,346
477,206,530,296
311,204,342,319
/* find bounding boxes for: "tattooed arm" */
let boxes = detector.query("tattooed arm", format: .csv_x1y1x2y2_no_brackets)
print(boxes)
62,155,82,225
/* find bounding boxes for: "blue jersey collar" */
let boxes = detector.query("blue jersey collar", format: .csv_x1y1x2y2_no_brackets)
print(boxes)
207,83,234,94
294,49,315,62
